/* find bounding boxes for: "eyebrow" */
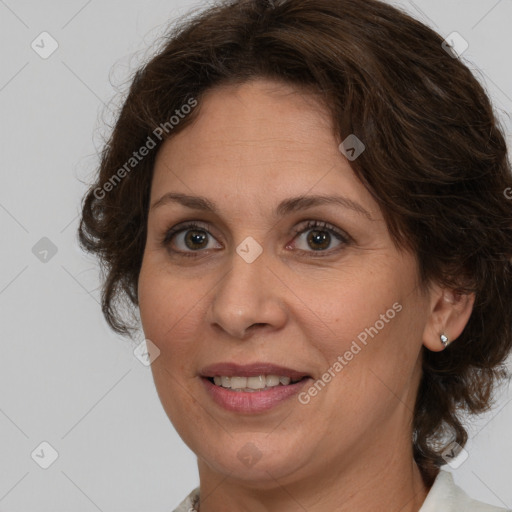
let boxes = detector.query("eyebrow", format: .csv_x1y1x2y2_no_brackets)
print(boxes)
150,192,373,220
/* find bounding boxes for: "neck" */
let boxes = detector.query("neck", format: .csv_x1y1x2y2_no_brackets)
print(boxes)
196,447,431,512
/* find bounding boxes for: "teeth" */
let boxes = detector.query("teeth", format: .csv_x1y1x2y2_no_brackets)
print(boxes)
230,376,247,389
210,374,300,390
266,375,280,387
247,375,266,389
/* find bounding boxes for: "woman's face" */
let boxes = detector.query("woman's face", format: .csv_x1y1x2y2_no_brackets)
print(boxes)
138,78,433,486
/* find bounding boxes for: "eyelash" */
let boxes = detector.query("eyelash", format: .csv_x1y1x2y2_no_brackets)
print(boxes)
160,220,351,258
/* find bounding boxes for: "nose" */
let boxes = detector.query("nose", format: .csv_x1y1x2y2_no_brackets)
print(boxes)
206,246,287,340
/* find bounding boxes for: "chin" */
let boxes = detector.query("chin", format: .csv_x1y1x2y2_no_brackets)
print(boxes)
195,433,315,486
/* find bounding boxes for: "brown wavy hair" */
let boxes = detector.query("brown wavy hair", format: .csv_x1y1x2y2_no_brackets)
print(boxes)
78,0,512,485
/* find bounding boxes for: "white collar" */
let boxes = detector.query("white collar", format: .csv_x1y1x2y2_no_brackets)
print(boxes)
419,469,507,511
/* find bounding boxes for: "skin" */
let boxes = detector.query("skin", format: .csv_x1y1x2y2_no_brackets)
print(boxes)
137,78,475,512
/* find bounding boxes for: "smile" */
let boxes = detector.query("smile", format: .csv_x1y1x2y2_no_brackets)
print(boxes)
199,362,312,413
209,374,304,391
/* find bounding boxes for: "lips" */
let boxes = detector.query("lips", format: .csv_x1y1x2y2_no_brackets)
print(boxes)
199,362,312,413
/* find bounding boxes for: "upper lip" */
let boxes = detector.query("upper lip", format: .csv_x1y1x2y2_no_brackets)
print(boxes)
200,362,311,381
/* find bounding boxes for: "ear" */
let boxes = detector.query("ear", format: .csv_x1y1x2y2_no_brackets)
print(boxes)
422,284,475,352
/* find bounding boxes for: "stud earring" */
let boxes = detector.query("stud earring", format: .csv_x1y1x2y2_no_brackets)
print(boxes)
440,333,449,348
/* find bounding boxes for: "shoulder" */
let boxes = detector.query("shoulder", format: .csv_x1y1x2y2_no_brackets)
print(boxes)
172,487,200,512
420,470,510,512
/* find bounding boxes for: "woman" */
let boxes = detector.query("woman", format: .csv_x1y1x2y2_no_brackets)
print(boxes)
78,0,512,510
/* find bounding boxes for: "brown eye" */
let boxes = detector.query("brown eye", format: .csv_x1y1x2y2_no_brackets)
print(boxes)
183,230,209,250
161,222,222,257
291,220,350,255
305,229,331,250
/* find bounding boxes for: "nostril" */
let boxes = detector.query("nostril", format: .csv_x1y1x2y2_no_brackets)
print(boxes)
248,323,267,331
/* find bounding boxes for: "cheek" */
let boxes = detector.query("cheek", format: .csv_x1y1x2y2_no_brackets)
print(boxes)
138,261,201,361
299,263,407,349
302,258,423,400
138,264,208,436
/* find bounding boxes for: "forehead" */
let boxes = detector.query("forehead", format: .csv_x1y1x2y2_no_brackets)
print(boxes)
155,79,334,163
150,79,378,219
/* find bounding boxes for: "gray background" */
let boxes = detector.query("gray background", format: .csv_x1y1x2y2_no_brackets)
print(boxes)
1,0,511,510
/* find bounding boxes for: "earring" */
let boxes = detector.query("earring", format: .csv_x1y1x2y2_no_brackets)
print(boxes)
440,333,449,348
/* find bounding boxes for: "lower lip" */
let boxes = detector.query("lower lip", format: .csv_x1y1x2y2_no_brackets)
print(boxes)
201,377,311,413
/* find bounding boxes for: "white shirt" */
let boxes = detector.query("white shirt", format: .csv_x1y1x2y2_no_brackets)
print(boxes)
173,469,510,511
